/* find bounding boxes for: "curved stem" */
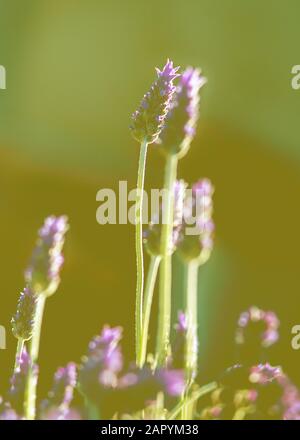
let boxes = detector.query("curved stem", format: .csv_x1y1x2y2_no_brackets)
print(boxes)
135,139,148,365
155,154,178,366
14,338,24,372
24,294,46,419
138,255,161,367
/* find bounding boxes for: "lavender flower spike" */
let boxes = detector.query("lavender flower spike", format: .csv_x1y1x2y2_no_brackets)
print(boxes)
11,287,37,341
130,59,180,144
159,67,206,157
25,215,69,296
78,326,123,404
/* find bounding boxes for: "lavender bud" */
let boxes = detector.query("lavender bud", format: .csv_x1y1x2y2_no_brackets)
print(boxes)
25,215,69,296
158,67,206,157
11,287,37,341
130,60,180,144
144,179,186,256
177,179,214,263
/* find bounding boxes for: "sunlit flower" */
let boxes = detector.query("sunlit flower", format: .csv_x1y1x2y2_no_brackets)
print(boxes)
131,60,180,144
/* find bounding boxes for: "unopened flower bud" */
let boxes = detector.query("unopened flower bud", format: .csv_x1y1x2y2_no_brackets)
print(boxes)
11,287,37,341
130,60,180,144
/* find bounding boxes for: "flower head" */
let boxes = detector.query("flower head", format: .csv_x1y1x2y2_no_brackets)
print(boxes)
11,287,37,341
235,306,280,348
158,67,206,157
249,363,283,385
25,215,69,296
78,326,123,403
130,60,180,144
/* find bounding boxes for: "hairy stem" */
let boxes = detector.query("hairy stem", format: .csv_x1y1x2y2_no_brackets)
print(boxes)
139,255,161,367
155,154,178,366
135,139,148,366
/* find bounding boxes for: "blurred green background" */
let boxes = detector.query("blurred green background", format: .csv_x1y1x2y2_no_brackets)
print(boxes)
0,0,300,401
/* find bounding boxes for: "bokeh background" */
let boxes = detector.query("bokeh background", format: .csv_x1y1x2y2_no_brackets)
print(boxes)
0,0,300,404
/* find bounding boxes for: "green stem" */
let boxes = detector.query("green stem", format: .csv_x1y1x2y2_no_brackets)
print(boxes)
180,259,199,420
14,338,24,372
138,255,161,367
155,154,178,366
24,294,46,419
185,259,199,384
135,139,148,366
84,397,100,420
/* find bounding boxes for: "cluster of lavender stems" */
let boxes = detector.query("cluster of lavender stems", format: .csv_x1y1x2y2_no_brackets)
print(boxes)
3,59,299,420
11,216,69,419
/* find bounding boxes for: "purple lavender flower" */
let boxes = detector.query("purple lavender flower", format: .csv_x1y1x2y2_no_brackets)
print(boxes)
25,215,69,296
156,369,185,397
144,180,186,256
177,179,214,263
118,366,185,398
40,363,77,419
130,60,180,144
158,67,206,157
78,326,123,403
249,363,283,385
235,306,280,348
11,287,37,341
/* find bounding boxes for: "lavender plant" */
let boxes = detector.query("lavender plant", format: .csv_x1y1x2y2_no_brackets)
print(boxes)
131,60,179,368
1,61,299,421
